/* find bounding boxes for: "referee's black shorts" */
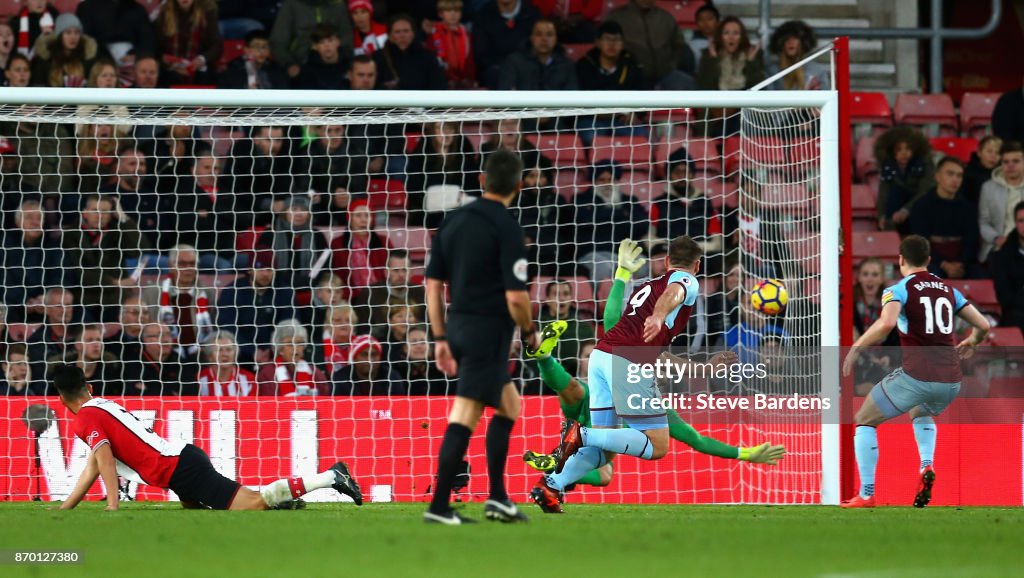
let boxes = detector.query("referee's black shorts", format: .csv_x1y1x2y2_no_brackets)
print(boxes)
168,444,241,510
448,313,515,408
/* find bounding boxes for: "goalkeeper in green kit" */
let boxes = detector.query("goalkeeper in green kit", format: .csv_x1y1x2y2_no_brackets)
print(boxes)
523,239,786,499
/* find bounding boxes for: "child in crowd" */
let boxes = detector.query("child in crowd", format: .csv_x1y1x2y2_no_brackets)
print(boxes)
429,0,475,88
962,135,1003,205
874,125,934,232
298,23,348,90
350,0,387,56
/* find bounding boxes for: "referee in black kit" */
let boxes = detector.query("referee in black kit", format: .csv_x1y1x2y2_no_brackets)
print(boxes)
423,149,540,525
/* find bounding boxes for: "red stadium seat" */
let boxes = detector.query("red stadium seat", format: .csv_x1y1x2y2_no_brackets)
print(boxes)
788,137,820,175
947,279,1000,315
530,276,596,314
220,40,246,70
789,232,821,274
987,326,1024,347
620,172,657,207
591,135,652,170
852,231,900,262
851,184,877,218
236,226,267,255
930,137,977,163
562,43,590,61
854,135,878,182
655,0,706,27
658,137,721,175
0,0,20,18
384,227,433,262
366,178,408,212
894,93,958,136
527,133,586,168
849,92,893,129
959,92,1001,137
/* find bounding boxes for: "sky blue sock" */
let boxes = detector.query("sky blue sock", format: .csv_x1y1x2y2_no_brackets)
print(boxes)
583,427,655,459
855,425,878,498
913,416,936,470
546,446,604,491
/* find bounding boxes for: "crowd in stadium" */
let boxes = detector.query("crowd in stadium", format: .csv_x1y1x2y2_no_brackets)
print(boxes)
0,0,1022,397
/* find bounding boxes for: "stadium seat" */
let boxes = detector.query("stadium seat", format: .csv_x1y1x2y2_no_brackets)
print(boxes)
562,43,590,61
788,137,820,176
384,227,433,262
849,92,893,129
789,232,821,274
959,92,1001,137
851,184,877,218
52,0,80,14
930,137,977,163
894,93,958,136
236,226,267,255
620,172,657,207
854,135,878,182
529,276,594,313
0,0,20,18
987,326,1024,347
660,138,721,175
591,135,652,170
366,178,408,212
655,0,706,27
526,133,586,167
947,279,1000,315
220,40,246,70
852,231,900,262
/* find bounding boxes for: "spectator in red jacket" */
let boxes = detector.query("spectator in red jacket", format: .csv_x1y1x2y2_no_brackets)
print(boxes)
533,0,602,42
330,198,390,297
350,0,387,56
429,0,475,88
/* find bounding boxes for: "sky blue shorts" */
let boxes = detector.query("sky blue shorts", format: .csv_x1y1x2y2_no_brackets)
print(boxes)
870,367,960,419
587,349,668,431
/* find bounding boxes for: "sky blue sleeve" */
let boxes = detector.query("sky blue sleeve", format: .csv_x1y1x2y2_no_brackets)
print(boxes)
667,271,699,306
881,278,908,309
952,288,968,312
665,271,699,329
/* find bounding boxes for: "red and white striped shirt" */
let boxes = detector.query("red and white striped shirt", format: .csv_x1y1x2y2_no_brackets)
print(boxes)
198,367,257,396
73,398,185,488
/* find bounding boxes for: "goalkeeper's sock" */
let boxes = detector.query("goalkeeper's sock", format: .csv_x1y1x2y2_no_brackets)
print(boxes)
538,356,571,393
912,416,936,470
260,471,335,507
854,425,878,498
577,466,608,487
583,427,654,459
485,415,515,502
667,410,740,459
546,446,605,491
428,423,473,515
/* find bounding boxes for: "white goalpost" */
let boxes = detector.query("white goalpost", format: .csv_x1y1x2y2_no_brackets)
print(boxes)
0,87,839,505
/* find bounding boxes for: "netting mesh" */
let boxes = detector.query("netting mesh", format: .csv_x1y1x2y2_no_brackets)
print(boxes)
0,97,830,505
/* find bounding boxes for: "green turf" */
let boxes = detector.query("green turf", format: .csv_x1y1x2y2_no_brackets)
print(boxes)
1,502,1021,577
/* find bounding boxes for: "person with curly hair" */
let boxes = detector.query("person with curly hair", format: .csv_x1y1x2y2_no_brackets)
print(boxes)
768,20,829,90
875,126,935,231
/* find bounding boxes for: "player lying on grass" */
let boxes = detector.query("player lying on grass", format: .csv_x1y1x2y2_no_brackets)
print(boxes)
525,239,785,509
51,364,364,511
840,235,989,508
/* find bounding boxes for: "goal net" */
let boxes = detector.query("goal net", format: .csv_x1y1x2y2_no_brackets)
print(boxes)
0,89,838,505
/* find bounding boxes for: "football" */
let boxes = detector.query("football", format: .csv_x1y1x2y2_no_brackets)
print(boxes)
750,279,789,316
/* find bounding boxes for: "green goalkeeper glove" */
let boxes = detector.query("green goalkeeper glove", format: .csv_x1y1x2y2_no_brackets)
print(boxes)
615,238,647,282
739,443,787,465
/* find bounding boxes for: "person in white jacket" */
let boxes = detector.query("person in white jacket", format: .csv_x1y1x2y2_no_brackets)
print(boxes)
978,141,1024,263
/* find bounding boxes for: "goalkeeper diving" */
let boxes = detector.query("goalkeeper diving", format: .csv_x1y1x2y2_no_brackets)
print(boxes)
523,240,786,508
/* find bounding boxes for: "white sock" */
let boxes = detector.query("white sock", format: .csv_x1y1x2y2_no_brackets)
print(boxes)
260,471,335,507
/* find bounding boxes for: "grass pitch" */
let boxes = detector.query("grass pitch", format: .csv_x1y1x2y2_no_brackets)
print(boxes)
1,502,1021,577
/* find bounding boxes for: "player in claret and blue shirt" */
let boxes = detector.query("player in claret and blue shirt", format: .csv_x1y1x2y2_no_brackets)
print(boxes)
842,235,990,508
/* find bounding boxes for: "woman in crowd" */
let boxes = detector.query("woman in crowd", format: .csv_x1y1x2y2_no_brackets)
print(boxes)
851,258,900,394
156,0,222,85
697,16,765,91
768,20,829,90
962,135,1003,205
31,13,98,87
257,319,330,396
404,121,480,227
199,331,257,396
330,199,390,297
399,325,448,395
875,125,934,232
5,53,31,86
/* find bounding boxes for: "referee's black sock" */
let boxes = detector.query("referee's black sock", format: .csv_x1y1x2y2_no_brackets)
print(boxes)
485,415,515,502
429,423,473,515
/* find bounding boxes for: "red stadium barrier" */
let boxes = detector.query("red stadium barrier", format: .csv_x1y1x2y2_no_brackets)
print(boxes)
1,397,1019,506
